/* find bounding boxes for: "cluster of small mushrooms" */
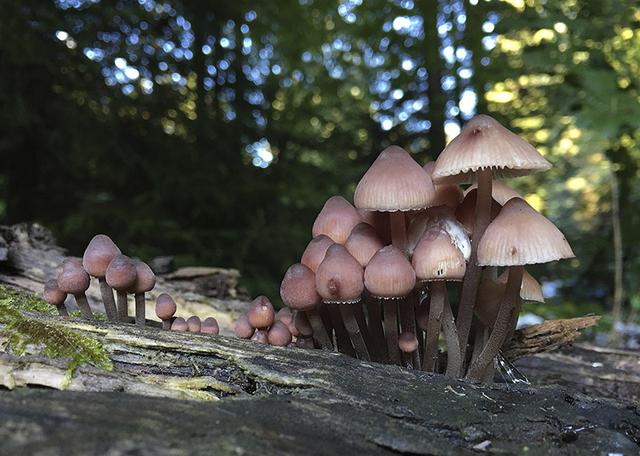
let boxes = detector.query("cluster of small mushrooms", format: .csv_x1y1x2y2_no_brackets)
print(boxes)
264,114,573,382
43,234,219,335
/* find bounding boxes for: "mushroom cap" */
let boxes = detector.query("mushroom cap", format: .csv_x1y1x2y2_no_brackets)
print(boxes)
344,223,384,267
424,161,463,209
301,235,334,273
129,260,156,294
82,234,121,278
478,197,575,266
43,279,67,306
455,189,503,234
354,145,437,212
201,317,220,335
432,114,552,184
398,332,419,353
186,316,202,332
171,317,188,332
280,263,321,311
293,311,313,337
364,245,416,298
464,180,522,206
234,313,255,339
407,208,470,260
498,269,545,303
312,196,362,244
57,258,90,294
268,321,293,346
155,293,177,320
276,307,293,326
105,254,138,291
247,296,275,329
251,329,269,344
315,244,364,303
412,228,466,282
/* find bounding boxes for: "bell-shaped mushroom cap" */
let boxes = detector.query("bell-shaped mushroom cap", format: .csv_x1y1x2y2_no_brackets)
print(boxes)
432,114,552,184
268,321,293,346
105,254,138,291
155,293,177,320
478,198,574,266
171,317,188,332
293,311,313,337
424,161,463,209
276,307,293,326
455,189,502,234
82,234,121,278
201,317,220,335
364,245,416,298
57,258,90,294
412,228,466,282
312,196,362,244
252,329,269,344
234,313,255,339
498,269,544,303
354,145,437,212
186,315,202,332
398,332,419,353
129,260,156,294
247,296,275,329
465,180,522,206
44,279,67,306
407,208,471,260
345,223,384,267
316,244,364,303
280,263,321,311
301,235,334,273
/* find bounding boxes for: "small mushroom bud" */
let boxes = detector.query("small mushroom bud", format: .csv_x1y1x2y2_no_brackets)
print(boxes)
268,321,292,347
129,260,156,327
105,254,137,322
234,313,255,339
155,293,177,330
276,307,293,326
186,316,202,332
82,235,120,321
398,332,419,354
43,279,68,316
252,329,269,344
247,296,275,330
57,258,92,319
171,317,188,332
201,317,219,335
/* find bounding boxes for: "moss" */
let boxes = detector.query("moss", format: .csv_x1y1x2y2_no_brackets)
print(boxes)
0,286,112,386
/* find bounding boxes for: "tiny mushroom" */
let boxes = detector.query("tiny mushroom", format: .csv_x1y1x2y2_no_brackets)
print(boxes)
201,317,219,335
268,320,293,347
247,296,275,330
171,317,188,332
312,196,362,244
155,293,177,330
234,313,255,339
57,258,93,319
105,254,138,322
43,279,68,316
186,315,202,332
129,260,156,327
82,234,120,320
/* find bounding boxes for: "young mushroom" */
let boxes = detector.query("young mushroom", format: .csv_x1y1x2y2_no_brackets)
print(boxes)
312,195,362,244
171,317,188,332
252,329,269,344
268,321,293,347
398,332,419,359
105,254,138,322
247,296,275,331
43,279,68,316
57,258,93,319
82,234,120,320
130,260,156,327
187,316,202,332
234,313,255,339
155,293,177,330
201,317,219,335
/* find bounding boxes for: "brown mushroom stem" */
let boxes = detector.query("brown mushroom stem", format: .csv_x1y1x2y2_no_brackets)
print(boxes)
353,301,374,356
442,292,462,377
466,265,523,381
116,291,129,322
383,299,401,365
339,303,371,361
365,294,388,362
400,294,420,369
456,169,493,365
389,211,408,254
305,308,334,350
503,296,524,349
326,303,356,357
98,278,118,321
134,293,146,327
470,320,488,368
423,282,445,372
56,304,69,317
162,319,172,330
74,293,93,319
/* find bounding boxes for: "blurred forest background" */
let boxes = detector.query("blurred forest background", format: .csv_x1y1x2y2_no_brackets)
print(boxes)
1,0,639,334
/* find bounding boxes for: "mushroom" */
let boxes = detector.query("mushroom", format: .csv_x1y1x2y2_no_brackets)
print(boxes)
432,115,551,366
43,279,68,316
187,316,202,332
466,198,574,381
276,307,293,326
251,329,269,344
234,313,255,339
171,317,188,331
268,320,292,346
155,293,177,330
129,260,156,327
312,196,362,244
57,258,92,319
247,296,275,330
105,254,138,322
398,332,419,359
364,245,416,366
82,234,120,320
423,161,463,209
201,317,219,335
300,235,334,273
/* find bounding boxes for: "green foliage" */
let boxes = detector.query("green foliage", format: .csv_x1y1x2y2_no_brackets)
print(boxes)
0,286,113,385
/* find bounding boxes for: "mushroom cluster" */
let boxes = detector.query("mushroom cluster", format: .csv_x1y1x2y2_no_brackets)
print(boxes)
264,114,574,382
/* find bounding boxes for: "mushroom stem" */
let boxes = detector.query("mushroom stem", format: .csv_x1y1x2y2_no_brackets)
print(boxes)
305,308,334,350
339,303,371,361
327,303,356,357
56,304,69,317
456,169,493,365
399,294,419,369
470,320,488,368
116,291,129,322
503,296,523,349
466,265,523,381
98,278,118,321
389,211,408,253
74,293,93,319
365,294,388,362
442,292,462,377
352,301,374,357
162,319,172,330
383,299,401,365
134,293,146,327
423,282,445,372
